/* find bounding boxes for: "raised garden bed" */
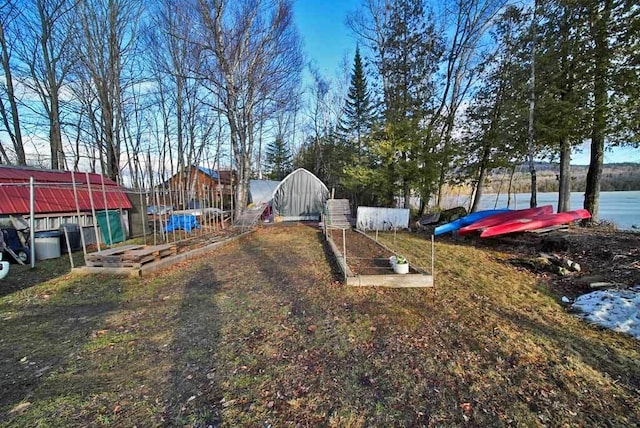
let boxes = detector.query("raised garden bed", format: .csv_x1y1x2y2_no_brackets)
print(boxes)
326,228,434,287
75,228,250,277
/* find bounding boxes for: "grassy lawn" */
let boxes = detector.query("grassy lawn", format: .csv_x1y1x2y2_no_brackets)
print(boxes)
1,224,638,426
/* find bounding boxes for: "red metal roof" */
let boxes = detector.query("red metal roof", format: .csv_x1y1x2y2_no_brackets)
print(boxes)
0,165,132,215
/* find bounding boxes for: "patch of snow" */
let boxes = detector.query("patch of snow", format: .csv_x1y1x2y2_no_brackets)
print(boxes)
571,285,640,340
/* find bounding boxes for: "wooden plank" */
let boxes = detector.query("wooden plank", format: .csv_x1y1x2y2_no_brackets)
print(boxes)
347,273,434,287
589,282,623,289
74,266,140,277
158,247,177,257
86,260,141,268
122,248,160,260
526,225,569,234
5,246,25,265
327,222,352,228
148,244,175,252
121,244,176,261
92,245,144,256
136,255,157,265
86,255,123,263
326,235,355,277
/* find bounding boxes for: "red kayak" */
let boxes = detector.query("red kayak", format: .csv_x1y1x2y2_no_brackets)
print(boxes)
458,205,554,235
480,209,591,238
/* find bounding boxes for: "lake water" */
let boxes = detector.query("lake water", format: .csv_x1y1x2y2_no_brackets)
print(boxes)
448,191,640,230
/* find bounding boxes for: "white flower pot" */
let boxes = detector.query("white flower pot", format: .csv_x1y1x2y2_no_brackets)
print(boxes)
394,262,409,274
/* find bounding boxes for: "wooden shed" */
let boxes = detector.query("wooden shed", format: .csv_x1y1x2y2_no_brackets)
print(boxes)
158,166,235,210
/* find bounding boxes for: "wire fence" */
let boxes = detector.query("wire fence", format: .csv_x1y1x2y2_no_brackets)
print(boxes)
0,175,236,269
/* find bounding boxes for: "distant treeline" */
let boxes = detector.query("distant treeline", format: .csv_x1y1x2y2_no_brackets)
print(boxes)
485,163,640,194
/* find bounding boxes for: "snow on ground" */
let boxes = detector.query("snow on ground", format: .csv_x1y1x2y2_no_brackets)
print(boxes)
571,285,640,340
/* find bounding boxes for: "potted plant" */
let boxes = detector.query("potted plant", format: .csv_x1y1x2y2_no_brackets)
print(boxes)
393,256,409,274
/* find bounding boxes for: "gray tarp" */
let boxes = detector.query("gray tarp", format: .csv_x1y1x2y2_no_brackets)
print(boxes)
272,169,329,221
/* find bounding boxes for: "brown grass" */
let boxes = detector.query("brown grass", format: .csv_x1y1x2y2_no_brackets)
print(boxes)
0,224,638,426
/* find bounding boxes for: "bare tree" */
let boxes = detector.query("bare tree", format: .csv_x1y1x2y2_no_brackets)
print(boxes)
433,0,507,207
194,0,303,216
76,0,142,182
15,0,78,169
0,0,24,164
148,2,191,176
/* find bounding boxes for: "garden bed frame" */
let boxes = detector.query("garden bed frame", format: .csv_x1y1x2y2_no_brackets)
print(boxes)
325,226,434,288
74,230,252,277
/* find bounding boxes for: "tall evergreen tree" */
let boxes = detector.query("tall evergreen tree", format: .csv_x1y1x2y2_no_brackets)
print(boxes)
339,47,374,157
583,0,640,222
339,47,377,208
265,137,292,181
377,0,442,208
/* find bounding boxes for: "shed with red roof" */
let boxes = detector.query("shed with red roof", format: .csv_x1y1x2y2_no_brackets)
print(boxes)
0,165,133,240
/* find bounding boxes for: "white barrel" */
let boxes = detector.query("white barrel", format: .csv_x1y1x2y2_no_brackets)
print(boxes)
34,231,62,260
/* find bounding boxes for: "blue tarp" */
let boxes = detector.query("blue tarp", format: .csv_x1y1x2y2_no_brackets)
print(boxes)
165,215,200,233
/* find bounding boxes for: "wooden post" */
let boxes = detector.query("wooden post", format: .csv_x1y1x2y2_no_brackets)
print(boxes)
100,173,113,247
342,228,347,281
86,172,101,252
163,170,174,243
431,234,435,285
322,214,327,238
62,225,73,268
200,193,205,237
29,177,35,268
138,189,147,245
154,177,163,245
71,171,88,259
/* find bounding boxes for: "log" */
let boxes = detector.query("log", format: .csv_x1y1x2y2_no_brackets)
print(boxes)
511,256,569,276
539,252,581,272
589,282,622,289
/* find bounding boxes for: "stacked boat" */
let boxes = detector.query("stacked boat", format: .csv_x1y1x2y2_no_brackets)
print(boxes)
434,206,591,238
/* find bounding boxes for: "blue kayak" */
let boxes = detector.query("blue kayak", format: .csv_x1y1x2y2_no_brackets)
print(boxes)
434,209,510,236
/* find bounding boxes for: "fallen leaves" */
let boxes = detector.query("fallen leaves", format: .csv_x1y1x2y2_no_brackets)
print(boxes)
460,402,472,415
1,225,639,426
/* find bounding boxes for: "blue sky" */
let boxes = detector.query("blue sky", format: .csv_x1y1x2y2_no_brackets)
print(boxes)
292,0,639,164
293,0,360,76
